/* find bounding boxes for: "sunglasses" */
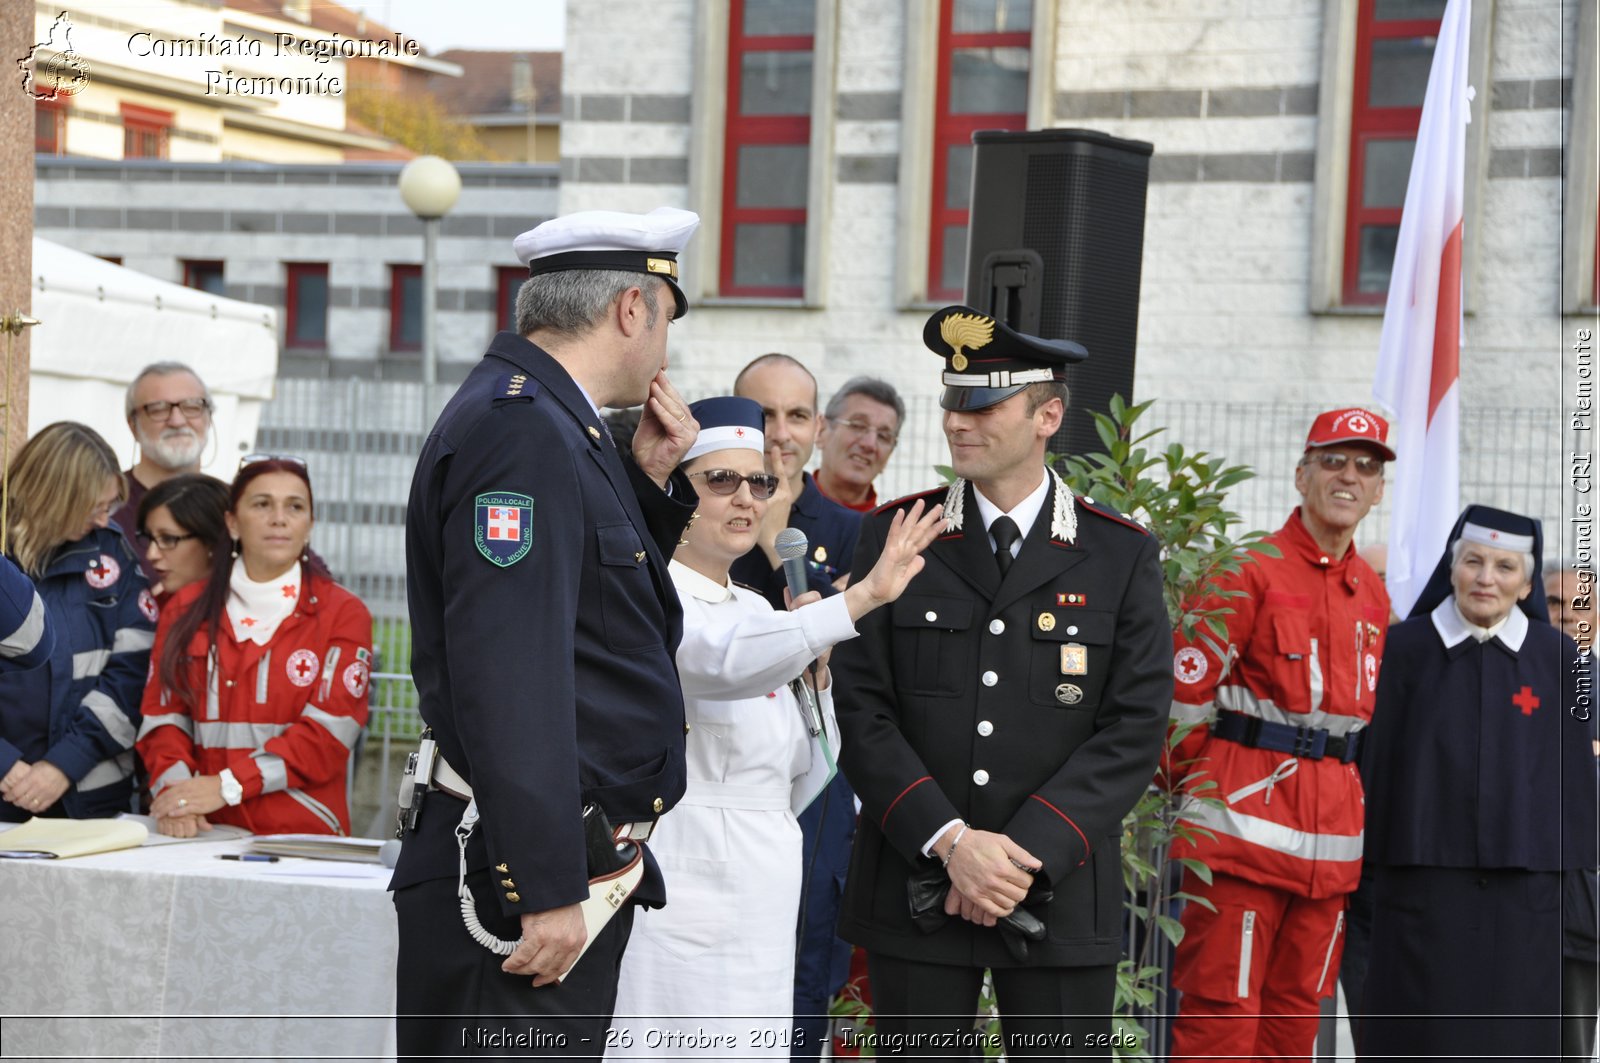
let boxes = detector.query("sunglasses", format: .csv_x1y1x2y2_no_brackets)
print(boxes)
1304,451,1385,478
688,468,781,500
137,530,198,551
239,453,308,472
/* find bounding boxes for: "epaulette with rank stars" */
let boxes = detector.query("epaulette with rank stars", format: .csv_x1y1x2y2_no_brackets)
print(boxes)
491,372,540,402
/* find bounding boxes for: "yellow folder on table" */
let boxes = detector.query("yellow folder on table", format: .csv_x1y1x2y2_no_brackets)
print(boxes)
0,816,147,858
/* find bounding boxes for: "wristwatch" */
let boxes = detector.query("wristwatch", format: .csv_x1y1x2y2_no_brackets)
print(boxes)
218,768,243,807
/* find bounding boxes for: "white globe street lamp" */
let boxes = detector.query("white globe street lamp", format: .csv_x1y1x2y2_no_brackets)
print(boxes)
398,156,462,395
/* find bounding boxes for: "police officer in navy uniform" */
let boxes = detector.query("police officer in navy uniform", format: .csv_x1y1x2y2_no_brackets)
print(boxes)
832,307,1173,1059
392,207,702,1059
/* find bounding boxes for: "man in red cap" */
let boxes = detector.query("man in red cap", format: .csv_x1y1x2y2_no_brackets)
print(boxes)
1166,408,1394,1061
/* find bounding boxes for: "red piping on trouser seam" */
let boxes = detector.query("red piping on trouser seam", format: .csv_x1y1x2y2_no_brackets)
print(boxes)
882,776,931,829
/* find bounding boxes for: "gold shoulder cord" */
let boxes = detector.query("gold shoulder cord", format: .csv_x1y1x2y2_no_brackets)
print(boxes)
0,313,40,554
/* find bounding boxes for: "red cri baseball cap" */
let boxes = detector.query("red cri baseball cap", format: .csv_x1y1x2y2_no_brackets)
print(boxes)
1304,407,1396,461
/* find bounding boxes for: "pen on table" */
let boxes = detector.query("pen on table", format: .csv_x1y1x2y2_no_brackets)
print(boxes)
217,853,279,863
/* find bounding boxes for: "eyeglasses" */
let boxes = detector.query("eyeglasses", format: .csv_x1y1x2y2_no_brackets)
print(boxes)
239,453,308,472
137,530,198,551
1304,451,1385,478
830,417,898,448
688,469,781,500
135,398,211,421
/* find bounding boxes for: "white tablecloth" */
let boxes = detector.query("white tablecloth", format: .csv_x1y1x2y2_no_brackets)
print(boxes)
0,829,397,1061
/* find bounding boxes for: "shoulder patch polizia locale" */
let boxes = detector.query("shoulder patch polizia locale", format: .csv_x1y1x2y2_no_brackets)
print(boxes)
475,492,534,567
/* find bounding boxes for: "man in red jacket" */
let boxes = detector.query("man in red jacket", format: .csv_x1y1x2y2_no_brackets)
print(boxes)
1167,408,1394,1061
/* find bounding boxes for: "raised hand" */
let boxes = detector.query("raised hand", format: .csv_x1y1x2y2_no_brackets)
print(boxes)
843,500,945,621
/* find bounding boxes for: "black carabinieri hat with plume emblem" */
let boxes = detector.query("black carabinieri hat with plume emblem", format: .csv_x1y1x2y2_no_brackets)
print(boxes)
923,305,1088,412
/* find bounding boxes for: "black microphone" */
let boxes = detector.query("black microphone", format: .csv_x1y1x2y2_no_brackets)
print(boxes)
775,527,810,602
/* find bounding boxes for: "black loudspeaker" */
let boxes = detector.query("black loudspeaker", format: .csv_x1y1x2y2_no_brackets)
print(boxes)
964,129,1153,461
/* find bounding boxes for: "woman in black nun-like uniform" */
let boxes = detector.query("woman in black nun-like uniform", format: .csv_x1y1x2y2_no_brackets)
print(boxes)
1359,504,1597,1060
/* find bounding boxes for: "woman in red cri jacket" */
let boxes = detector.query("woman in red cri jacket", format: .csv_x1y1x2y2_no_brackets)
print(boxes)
137,457,372,837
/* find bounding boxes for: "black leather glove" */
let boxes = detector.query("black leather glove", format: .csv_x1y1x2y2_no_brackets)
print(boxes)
905,864,1053,961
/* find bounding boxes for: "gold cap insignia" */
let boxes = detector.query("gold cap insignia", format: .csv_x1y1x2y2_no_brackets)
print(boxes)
646,257,679,278
652,797,664,813
940,312,994,374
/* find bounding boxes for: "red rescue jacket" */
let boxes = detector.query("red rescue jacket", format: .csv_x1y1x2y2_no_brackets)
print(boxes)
137,572,372,835
1166,510,1389,899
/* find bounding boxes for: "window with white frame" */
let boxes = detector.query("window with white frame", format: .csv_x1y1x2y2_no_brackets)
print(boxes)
687,0,837,305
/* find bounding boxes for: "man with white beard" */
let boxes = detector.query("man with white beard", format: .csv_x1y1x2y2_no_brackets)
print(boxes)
110,362,213,582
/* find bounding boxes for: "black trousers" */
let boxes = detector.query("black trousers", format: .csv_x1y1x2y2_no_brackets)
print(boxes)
863,952,1117,1060
394,869,634,1061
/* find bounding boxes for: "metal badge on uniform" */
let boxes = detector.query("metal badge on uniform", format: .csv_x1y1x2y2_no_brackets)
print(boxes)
1037,612,1056,632
1060,643,1087,675
474,491,534,567
1055,683,1084,705
814,545,828,564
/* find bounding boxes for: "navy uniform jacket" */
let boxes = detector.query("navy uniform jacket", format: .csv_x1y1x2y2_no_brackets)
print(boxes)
0,527,153,819
1363,607,1597,872
0,555,52,671
729,472,860,608
391,331,696,915
833,476,1172,967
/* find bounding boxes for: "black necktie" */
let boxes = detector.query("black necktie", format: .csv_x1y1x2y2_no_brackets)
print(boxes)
991,516,1020,577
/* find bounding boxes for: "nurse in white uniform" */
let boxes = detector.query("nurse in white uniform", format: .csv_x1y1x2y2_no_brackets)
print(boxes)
612,396,942,1059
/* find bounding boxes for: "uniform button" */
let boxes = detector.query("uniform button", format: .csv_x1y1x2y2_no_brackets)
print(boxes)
1083,496,1095,505
989,619,1005,635
977,720,994,737
652,797,664,814
224,680,235,688
973,769,990,786
505,891,521,902
684,723,691,734
1066,625,1079,636
500,878,515,889
981,670,998,687
1319,556,1329,565
925,610,938,622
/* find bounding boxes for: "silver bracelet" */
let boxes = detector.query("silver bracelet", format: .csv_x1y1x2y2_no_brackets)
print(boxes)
941,823,969,867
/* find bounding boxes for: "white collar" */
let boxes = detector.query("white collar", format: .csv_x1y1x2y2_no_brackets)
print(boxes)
1430,597,1529,652
669,559,732,604
944,467,1077,545
226,558,302,645
973,472,1051,552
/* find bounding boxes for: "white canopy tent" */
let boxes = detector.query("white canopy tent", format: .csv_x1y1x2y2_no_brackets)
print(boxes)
27,238,279,479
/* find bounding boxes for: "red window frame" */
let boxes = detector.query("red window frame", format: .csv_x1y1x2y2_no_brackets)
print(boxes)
121,103,173,159
928,0,1031,303
497,266,525,332
182,260,225,295
35,98,67,155
1342,0,1444,305
719,0,813,298
389,265,422,353
284,263,329,350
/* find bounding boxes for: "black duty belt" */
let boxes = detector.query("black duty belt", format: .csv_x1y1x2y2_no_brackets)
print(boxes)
1211,709,1363,763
